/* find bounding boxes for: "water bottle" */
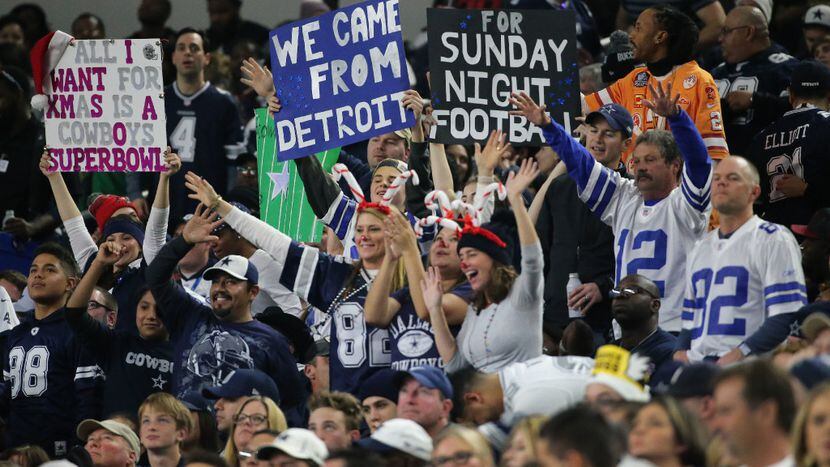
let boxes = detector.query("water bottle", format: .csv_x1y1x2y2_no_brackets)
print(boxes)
567,273,583,319
2,210,13,227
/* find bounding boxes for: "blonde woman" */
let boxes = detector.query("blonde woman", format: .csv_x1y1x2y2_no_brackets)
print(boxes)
501,416,546,467
793,383,830,467
223,396,287,467
432,425,495,467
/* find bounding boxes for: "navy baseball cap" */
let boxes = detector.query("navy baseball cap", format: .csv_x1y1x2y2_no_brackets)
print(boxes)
358,369,400,403
213,201,251,234
394,366,453,399
663,362,720,398
789,61,830,97
202,254,259,284
181,390,211,412
791,357,830,390
586,103,634,138
201,369,280,403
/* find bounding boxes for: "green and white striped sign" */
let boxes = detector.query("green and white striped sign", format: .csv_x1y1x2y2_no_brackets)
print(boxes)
256,108,340,243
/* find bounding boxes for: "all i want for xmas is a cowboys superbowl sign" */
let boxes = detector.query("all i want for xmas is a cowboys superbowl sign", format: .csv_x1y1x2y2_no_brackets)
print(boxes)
44,39,167,172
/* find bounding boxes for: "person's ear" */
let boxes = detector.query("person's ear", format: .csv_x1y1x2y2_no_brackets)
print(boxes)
176,427,187,443
349,429,361,441
654,30,668,45
248,285,260,301
204,52,211,66
463,392,482,405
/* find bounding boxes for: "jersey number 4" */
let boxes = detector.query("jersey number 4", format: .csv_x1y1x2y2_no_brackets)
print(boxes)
336,303,391,368
7,346,49,398
170,117,197,163
689,266,749,338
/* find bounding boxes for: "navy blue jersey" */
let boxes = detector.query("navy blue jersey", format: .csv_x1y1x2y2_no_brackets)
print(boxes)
711,46,798,155
65,305,174,417
388,284,472,371
2,309,103,457
165,82,243,222
614,328,676,388
279,242,391,394
146,237,305,410
749,106,830,228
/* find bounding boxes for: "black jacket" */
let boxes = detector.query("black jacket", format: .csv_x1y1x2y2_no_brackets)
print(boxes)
537,165,627,333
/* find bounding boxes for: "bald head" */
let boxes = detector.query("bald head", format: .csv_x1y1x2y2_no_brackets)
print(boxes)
717,156,760,186
619,274,660,298
712,156,761,215
729,6,769,39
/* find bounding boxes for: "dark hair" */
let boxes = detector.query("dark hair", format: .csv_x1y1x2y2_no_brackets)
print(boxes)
472,261,518,311
9,3,48,45
713,359,796,433
0,15,24,34
184,449,228,467
635,130,683,177
175,27,211,52
186,411,221,453
539,404,622,467
308,391,363,431
0,444,50,466
648,5,699,64
326,448,384,467
448,368,487,422
71,12,105,34
0,269,27,292
32,242,79,277
561,319,596,357
641,396,708,466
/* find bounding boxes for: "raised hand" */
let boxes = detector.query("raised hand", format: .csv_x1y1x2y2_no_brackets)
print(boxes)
240,57,276,98
506,158,540,201
384,208,418,256
161,147,182,177
421,266,444,313
475,130,511,176
401,89,424,122
185,171,220,207
643,81,680,118
39,149,57,177
182,204,223,244
94,241,125,266
509,91,551,127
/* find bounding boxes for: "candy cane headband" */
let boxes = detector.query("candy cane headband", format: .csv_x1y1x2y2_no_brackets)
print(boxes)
331,163,419,214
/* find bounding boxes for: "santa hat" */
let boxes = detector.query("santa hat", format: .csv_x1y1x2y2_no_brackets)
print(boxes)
29,30,74,111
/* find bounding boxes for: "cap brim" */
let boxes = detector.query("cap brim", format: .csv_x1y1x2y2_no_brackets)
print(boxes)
201,385,230,400
256,443,316,463
76,419,106,441
356,437,397,454
202,266,248,282
791,224,816,238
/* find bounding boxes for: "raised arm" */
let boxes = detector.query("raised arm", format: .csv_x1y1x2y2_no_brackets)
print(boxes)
529,162,566,224
428,143,454,198
422,267,458,365
506,159,541,247
363,236,403,327
143,149,181,265
473,130,510,223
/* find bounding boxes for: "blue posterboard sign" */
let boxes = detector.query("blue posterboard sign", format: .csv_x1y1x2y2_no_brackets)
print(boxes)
268,0,415,161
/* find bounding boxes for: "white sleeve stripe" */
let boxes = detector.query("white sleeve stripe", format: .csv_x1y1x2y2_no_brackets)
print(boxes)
76,366,100,372
321,192,346,224
577,162,604,202
703,137,728,148
682,166,712,194
294,247,319,301
597,89,613,105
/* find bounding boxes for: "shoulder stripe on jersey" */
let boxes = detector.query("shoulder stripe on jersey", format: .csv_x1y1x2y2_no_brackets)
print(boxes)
682,163,712,193
585,169,610,209
597,88,613,106
295,247,320,301
680,182,708,212
681,180,710,205
681,311,695,320
765,293,808,307
75,365,103,381
594,176,618,216
333,197,355,240
764,282,807,295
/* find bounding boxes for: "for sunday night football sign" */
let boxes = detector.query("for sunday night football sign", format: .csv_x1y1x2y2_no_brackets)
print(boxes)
44,39,167,172
427,8,580,145
268,0,415,161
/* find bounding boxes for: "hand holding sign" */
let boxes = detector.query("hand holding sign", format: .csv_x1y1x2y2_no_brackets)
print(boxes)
161,148,182,177
39,149,57,178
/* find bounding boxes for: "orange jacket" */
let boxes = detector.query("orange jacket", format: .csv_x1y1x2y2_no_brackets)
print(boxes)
585,61,729,161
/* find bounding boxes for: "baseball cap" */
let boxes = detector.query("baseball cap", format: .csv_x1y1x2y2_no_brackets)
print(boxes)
792,208,830,241
358,368,400,403
202,255,259,284
792,357,830,389
802,311,830,341
663,362,720,398
201,368,280,403
256,428,328,466
76,419,140,455
804,5,830,30
394,366,453,399
585,103,634,137
181,390,212,412
789,61,830,97
213,201,251,234
356,418,433,461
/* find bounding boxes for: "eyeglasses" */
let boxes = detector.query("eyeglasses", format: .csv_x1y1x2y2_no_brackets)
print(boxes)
87,300,114,312
234,414,268,425
609,286,659,299
431,451,475,466
237,167,256,176
719,25,751,37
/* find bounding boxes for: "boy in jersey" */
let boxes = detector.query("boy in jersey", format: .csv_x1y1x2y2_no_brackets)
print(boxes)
511,81,712,333
144,205,304,423
584,5,728,162
164,27,243,223
677,156,806,364
2,244,103,457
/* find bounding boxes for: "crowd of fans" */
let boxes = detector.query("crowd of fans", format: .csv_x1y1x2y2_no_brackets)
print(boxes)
2,0,830,466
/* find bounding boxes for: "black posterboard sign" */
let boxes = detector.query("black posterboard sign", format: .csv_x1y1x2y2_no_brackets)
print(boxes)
427,8,580,145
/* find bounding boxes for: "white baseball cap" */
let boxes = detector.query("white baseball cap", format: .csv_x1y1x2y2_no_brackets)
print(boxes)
256,429,328,466
805,5,830,30
357,418,433,461
202,255,259,284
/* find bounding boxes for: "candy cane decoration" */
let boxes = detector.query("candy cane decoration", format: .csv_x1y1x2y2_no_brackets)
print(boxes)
381,169,419,206
473,182,507,213
425,190,454,217
414,215,461,237
331,163,366,202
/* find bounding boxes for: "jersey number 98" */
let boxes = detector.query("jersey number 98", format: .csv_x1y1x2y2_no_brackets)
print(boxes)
7,346,49,398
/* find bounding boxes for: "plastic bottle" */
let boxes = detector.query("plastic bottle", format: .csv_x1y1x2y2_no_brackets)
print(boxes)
567,273,583,319
2,210,13,226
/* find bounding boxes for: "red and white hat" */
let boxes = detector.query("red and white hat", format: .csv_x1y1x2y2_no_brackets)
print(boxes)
29,30,74,111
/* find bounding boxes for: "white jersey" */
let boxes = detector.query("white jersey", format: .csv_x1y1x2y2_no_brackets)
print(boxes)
498,355,594,426
576,162,712,331
683,216,806,360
